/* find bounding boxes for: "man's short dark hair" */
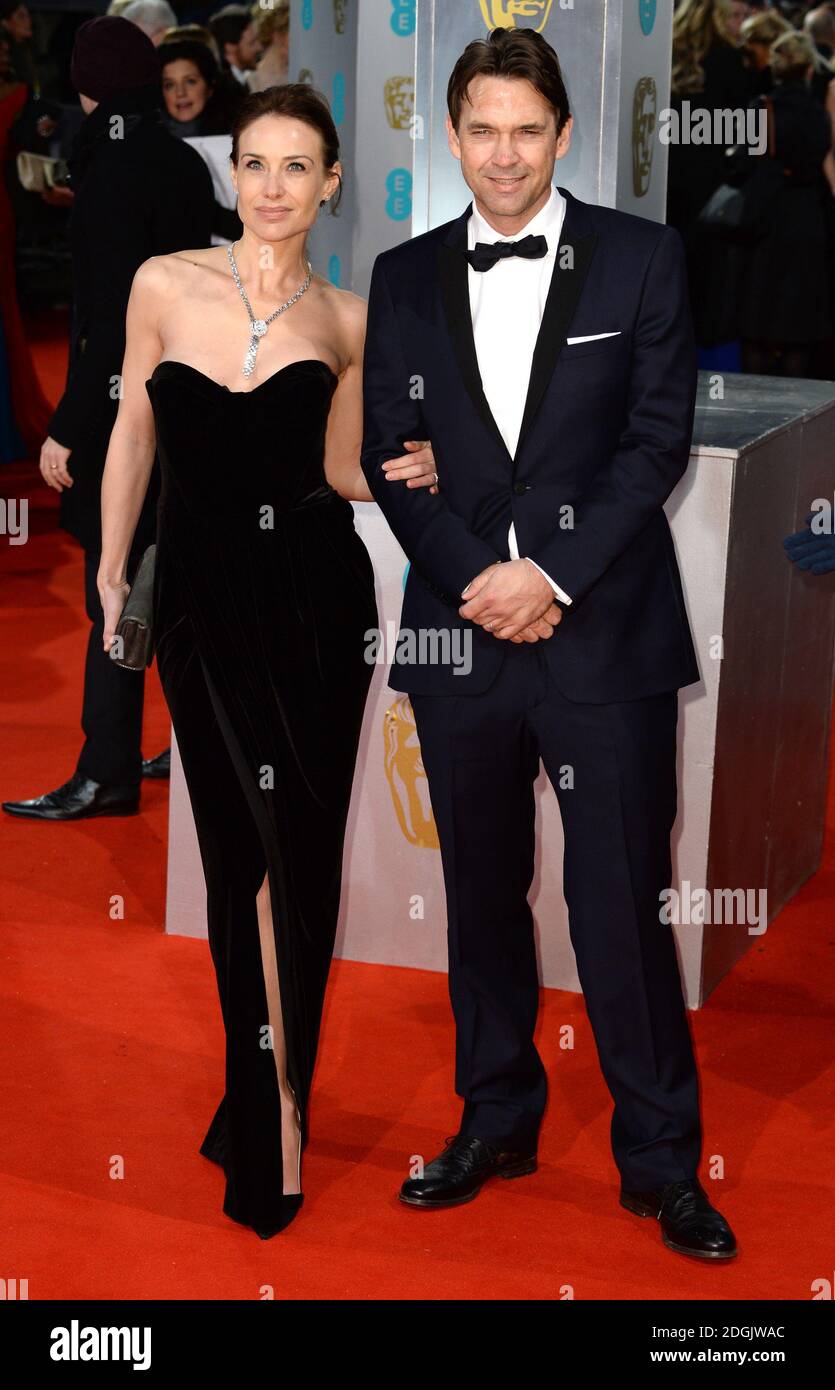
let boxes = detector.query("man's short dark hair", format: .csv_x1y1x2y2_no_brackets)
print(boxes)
209,4,252,57
447,26,571,135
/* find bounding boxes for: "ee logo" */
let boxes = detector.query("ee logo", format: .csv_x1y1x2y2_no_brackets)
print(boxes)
385,168,412,221
390,0,416,37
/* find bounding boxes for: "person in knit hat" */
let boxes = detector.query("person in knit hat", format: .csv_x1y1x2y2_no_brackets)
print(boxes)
70,12,161,107
3,16,214,823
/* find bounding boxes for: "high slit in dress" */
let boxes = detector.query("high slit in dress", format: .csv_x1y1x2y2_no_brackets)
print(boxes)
145,357,378,1237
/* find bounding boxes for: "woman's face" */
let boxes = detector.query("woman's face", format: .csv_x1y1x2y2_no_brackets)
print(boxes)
230,113,340,244
2,5,32,42
161,59,212,123
725,2,748,43
745,39,770,71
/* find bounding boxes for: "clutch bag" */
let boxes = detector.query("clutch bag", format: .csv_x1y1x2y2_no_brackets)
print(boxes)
111,544,156,671
16,150,69,192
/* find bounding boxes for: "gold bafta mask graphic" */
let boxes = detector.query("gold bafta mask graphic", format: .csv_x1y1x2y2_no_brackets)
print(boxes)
632,76,657,198
384,76,414,131
333,0,347,34
478,0,554,32
383,697,439,850
297,68,314,86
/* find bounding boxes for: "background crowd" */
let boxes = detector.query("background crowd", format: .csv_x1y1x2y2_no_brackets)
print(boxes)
0,1,833,823
3,0,835,461
0,0,288,461
668,0,835,378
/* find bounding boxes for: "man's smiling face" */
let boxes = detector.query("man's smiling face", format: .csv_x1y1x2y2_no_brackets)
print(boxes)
446,73,572,234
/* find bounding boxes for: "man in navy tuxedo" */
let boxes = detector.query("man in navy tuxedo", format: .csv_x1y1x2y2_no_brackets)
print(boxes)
361,26,737,1261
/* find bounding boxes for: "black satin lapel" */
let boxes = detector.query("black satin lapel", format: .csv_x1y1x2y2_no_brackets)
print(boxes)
437,237,512,464
516,225,598,458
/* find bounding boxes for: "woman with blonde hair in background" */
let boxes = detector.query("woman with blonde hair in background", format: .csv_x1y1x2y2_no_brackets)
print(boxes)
671,0,752,96
249,0,289,94
739,7,793,93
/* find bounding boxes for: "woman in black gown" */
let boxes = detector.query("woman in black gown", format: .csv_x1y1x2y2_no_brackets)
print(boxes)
97,85,440,1238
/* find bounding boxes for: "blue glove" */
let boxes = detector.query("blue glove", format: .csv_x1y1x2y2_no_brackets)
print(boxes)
783,512,835,575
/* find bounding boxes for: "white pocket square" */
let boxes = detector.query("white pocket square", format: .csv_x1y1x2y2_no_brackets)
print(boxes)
565,331,621,344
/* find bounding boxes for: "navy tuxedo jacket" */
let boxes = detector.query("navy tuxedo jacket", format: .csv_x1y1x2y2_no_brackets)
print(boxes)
360,185,701,702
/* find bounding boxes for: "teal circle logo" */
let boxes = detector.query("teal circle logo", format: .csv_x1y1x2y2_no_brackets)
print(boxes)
301,0,313,31
639,0,656,35
327,254,341,287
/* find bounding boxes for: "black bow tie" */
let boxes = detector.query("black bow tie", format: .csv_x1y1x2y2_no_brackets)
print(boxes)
464,233,548,272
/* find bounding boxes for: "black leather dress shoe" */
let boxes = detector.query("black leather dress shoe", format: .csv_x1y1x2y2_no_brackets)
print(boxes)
620,1177,738,1260
2,772,140,821
399,1133,537,1209
141,748,171,779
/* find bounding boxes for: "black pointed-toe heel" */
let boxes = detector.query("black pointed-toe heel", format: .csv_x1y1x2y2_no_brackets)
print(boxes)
254,1194,304,1239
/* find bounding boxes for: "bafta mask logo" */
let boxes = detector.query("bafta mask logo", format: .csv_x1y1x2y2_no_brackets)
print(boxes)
632,76,656,198
478,0,554,32
333,0,347,33
384,76,414,130
297,68,314,86
383,697,439,850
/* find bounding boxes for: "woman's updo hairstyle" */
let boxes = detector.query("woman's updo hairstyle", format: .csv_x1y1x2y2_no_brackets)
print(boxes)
230,83,343,214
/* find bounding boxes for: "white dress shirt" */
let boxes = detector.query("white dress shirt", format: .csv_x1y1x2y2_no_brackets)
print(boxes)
467,184,572,606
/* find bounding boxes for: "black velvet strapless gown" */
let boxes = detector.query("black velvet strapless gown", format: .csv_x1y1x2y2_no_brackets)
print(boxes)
145,357,378,1237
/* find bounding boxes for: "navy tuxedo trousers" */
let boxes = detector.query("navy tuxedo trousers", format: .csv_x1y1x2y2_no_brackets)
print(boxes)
411,643,702,1191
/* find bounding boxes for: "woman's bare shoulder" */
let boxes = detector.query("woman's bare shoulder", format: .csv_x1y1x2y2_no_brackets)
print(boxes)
314,277,367,364
315,275,367,322
132,247,227,298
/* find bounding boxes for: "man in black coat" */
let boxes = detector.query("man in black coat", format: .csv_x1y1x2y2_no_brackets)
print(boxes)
4,16,214,822
362,28,738,1261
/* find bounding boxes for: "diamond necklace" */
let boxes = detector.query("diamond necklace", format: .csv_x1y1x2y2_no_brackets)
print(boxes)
226,241,313,378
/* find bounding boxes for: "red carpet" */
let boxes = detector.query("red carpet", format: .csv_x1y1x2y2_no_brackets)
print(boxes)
1,324,833,1299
